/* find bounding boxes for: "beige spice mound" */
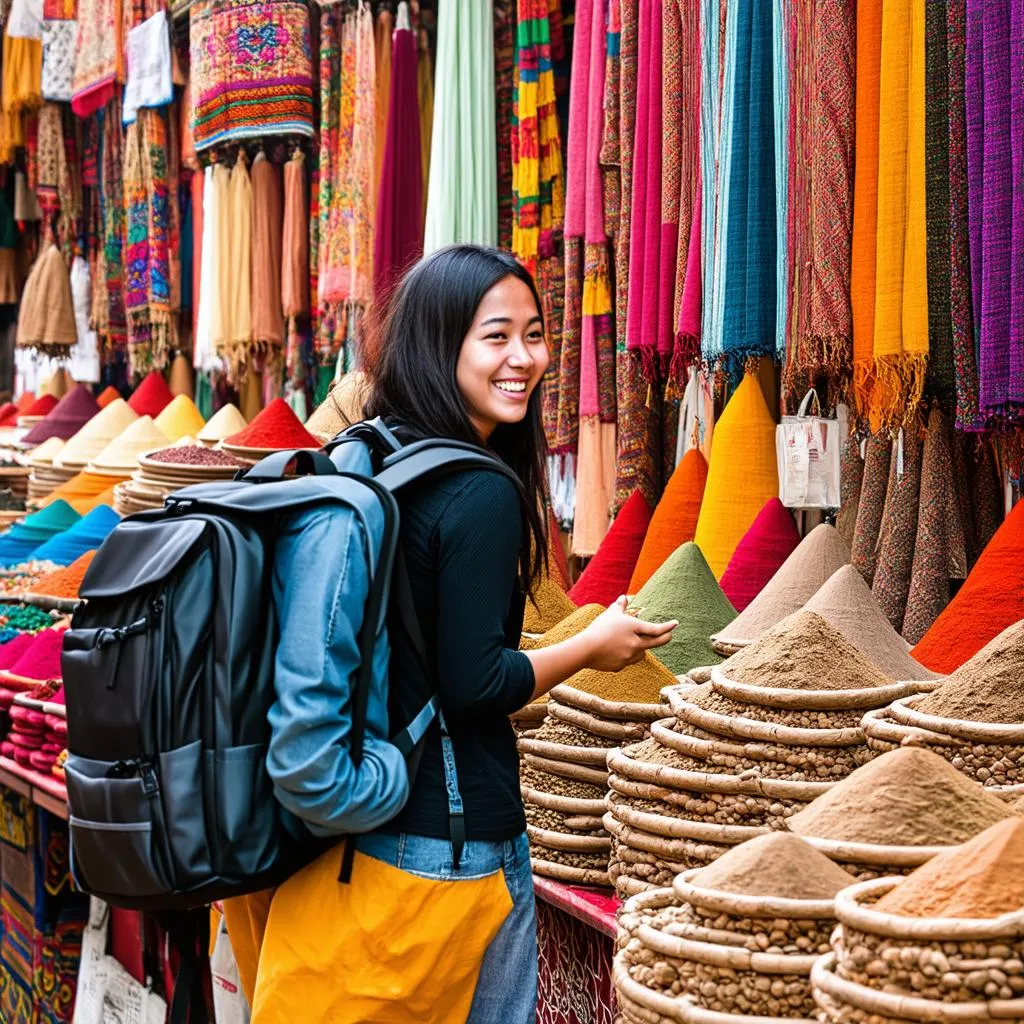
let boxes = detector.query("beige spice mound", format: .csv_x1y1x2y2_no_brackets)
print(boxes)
803,565,940,682
912,620,1024,724
719,610,893,690
876,818,1024,919
691,832,857,900
787,748,1014,847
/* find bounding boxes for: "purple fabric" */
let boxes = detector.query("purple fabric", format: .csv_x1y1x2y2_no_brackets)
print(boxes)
966,0,1024,416
373,24,423,308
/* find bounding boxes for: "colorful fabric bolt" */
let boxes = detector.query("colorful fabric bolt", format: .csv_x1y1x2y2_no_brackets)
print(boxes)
189,0,314,153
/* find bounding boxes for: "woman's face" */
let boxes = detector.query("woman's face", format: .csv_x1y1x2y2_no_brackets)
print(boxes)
456,274,550,440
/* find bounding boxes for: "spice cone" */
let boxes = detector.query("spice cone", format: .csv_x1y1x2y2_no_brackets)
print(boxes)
223,398,319,451
787,748,1014,848
88,417,172,474
523,572,576,633
875,818,1024,918
197,404,247,446
718,498,801,613
128,371,173,418
96,386,121,409
710,524,851,650
154,394,206,442
56,399,139,469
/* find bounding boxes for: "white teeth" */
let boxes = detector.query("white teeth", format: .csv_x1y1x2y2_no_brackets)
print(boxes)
495,381,526,393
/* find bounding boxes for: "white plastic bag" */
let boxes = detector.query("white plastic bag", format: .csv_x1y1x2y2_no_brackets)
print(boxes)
211,913,250,1024
776,390,841,509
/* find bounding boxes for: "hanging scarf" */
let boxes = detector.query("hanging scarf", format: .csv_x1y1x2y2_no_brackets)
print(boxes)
417,23,433,221
224,152,252,375
373,6,392,198
871,0,929,431
715,0,778,378
72,0,122,117
946,0,980,429
424,0,497,251
209,161,231,362
98,99,126,353
850,0,882,417
193,165,215,372
348,2,376,306
282,150,309,383
614,0,660,509
625,0,662,378
923,0,955,412
494,0,515,249
373,18,422,309
966,0,1024,420
699,0,723,362
511,0,565,273
122,106,176,372
251,153,284,355
672,0,702,374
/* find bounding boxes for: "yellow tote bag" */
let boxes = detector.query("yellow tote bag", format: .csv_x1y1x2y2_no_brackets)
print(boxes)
246,846,512,1024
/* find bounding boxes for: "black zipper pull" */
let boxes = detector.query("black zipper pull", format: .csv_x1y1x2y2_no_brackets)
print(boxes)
139,758,159,797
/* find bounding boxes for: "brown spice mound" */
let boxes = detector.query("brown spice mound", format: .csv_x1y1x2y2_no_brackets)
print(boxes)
148,446,247,467
523,573,577,633
691,832,857,900
788,748,1014,846
566,651,678,704
720,610,893,690
876,818,1024,919
913,620,1024,724
524,604,604,650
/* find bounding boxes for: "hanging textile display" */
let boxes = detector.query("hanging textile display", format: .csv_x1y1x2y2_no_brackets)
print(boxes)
712,0,779,376
251,153,285,358
71,0,121,117
870,0,929,430
189,0,314,153
923,0,955,413
224,152,253,375
564,0,614,556
417,21,433,220
1,0,43,165
424,0,497,251
946,0,980,429
511,0,565,274
698,0,722,363
624,0,662,376
850,0,882,415
373,11,422,309
122,106,179,372
40,0,76,104
966,0,1024,421
783,0,855,402
281,150,309,385
94,99,127,354
373,4,393,197
494,0,515,250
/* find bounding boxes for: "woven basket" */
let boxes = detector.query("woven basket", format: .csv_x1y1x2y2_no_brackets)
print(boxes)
604,811,731,866
549,683,665,722
510,702,548,728
606,792,769,846
887,696,1024,744
517,735,612,768
547,699,649,742
526,824,610,854
710,668,918,712
862,707,1024,796
521,752,607,786
531,857,610,888
520,784,607,817
788,834,952,879
614,881,827,1023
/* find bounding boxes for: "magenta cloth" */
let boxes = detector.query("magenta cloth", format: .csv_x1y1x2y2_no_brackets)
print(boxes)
0,634,36,670
0,742,14,759
48,718,67,738
0,687,14,709
626,0,664,375
12,747,32,767
373,22,423,307
678,192,702,350
966,0,1024,416
718,499,802,612
10,730,44,749
568,489,653,606
563,0,594,239
41,743,63,756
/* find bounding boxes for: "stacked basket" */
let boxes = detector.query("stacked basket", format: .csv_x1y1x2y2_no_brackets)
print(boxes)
604,612,919,899
615,833,856,1024
812,819,1024,1024
113,444,248,515
863,620,1024,800
26,438,74,506
519,603,677,888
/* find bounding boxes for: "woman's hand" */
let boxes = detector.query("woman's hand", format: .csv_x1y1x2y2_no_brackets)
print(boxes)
522,597,676,702
579,597,677,671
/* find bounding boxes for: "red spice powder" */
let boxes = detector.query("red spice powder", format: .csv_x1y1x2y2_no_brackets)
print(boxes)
913,500,1024,674
6,627,67,681
128,371,173,418
96,386,121,409
22,393,59,419
223,398,320,450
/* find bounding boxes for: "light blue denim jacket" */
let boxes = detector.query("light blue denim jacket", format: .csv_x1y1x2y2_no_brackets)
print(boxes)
265,441,410,837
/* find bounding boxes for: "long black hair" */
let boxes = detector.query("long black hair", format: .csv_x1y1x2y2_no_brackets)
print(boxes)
364,245,548,590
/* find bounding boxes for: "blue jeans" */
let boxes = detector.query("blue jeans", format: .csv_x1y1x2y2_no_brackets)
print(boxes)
357,830,538,1024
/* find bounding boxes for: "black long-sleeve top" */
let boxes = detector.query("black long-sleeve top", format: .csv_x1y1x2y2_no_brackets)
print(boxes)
385,467,536,841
